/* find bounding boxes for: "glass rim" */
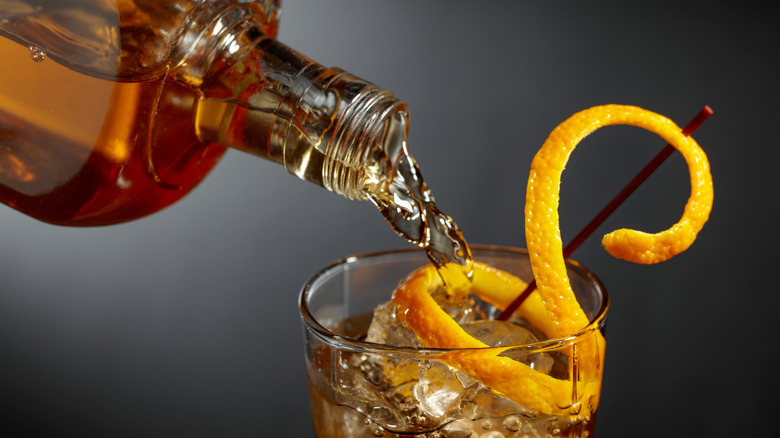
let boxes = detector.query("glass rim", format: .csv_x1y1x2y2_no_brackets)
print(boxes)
298,244,609,355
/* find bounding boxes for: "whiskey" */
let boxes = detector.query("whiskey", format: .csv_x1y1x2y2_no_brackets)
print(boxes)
0,35,227,225
0,0,281,225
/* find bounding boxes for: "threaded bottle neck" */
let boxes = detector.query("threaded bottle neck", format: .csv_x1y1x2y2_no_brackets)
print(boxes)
180,4,410,202
322,83,410,201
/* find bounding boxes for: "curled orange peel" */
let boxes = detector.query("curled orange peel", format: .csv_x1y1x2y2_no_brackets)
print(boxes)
391,104,712,415
526,105,713,337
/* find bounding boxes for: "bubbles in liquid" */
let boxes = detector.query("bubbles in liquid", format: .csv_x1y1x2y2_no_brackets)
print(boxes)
369,422,385,437
29,46,46,62
502,415,522,432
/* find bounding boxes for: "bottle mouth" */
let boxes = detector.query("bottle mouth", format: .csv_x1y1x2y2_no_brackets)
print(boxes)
323,86,410,201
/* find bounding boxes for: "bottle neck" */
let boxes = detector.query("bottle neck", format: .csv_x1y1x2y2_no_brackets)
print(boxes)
172,2,409,202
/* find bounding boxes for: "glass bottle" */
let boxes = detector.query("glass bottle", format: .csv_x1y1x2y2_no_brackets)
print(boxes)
0,0,472,273
0,0,411,226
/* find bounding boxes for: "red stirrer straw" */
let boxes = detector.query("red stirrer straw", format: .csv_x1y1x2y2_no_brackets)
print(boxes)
495,106,713,321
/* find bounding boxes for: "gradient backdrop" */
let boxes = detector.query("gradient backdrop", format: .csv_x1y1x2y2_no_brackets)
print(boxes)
1,1,777,436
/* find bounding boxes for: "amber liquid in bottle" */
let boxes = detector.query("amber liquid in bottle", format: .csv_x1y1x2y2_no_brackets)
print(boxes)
0,0,283,226
0,36,226,225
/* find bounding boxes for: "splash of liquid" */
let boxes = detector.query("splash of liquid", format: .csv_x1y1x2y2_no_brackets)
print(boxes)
367,139,473,285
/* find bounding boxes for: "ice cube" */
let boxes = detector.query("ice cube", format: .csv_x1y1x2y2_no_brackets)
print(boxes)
365,300,420,347
460,320,539,347
413,360,464,419
461,320,553,374
428,285,481,325
332,350,418,430
365,285,480,348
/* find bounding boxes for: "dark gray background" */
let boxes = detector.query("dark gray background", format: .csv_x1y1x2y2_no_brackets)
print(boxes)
1,0,777,436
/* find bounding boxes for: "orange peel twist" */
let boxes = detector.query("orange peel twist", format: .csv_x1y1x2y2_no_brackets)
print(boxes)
526,104,713,337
